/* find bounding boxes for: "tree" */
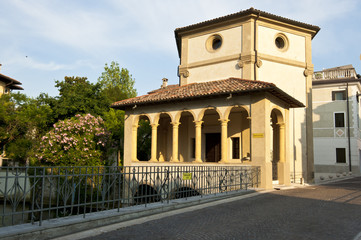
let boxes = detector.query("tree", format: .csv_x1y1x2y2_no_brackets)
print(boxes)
97,62,138,163
49,76,110,121
0,93,53,164
32,114,109,166
98,61,137,102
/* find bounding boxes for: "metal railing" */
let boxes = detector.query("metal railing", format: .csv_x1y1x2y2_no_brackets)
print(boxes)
0,165,260,227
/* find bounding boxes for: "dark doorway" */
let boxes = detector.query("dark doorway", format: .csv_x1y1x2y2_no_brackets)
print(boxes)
206,133,221,162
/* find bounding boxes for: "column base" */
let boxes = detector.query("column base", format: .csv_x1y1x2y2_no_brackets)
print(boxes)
218,160,229,164
132,159,139,162
170,159,179,163
148,159,158,163
192,159,203,163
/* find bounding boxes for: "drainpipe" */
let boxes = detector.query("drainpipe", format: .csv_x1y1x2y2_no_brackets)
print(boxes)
254,13,260,81
293,109,296,183
346,82,352,172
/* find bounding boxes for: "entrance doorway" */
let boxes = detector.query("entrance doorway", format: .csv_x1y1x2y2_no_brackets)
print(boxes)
206,133,221,162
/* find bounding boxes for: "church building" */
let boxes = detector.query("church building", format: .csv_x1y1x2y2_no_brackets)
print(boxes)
112,8,320,189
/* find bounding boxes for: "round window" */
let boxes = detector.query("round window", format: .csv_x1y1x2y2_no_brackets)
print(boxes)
274,34,289,51
275,37,285,49
206,34,223,52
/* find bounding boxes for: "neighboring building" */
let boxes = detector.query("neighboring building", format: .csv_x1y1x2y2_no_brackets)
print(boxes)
313,65,361,181
112,8,320,189
0,64,23,96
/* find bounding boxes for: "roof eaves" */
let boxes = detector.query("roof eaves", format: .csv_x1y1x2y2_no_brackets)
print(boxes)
0,73,22,85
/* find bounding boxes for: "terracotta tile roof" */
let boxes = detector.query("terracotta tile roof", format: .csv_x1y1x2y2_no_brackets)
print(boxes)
111,78,304,109
147,84,179,94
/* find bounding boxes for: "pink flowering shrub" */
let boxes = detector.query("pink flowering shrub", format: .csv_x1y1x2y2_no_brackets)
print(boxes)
33,114,109,166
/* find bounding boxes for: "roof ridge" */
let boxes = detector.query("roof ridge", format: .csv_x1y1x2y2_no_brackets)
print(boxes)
175,7,320,34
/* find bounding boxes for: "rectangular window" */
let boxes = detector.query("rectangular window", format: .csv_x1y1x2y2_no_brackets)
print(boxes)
336,148,346,163
334,113,345,127
231,137,240,159
332,91,346,101
191,138,195,158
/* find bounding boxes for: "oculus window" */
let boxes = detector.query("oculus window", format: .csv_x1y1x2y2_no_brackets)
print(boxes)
206,34,223,52
274,33,289,51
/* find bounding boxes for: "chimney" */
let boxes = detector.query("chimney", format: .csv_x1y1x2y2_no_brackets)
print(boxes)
0,64,2,72
162,78,168,88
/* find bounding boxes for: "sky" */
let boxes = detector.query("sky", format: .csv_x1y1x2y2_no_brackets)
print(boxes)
0,0,360,98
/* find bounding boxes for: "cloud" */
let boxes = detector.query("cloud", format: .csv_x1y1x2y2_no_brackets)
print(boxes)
9,0,116,54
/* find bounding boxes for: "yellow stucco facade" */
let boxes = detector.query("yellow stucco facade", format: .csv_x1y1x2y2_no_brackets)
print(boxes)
115,8,319,189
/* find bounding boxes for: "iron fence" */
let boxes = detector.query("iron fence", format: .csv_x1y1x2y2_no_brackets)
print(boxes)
0,165,260,227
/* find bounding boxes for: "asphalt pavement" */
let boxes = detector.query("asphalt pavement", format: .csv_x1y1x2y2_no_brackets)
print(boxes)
62,177,361,240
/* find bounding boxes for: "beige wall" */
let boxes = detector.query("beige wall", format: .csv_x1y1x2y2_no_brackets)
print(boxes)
188,61,242,83
187,26,242,63
0,82,5,96
257,25,306,62
259,61,306,104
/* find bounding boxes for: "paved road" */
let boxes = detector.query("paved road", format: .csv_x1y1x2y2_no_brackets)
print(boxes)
83,177,361,240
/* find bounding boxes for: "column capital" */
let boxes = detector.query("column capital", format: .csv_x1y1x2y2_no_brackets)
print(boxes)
193,120,204,126
132,124,139,129
171,121,181,127
276,123,285,129
150,123,159,128
218,119,230,125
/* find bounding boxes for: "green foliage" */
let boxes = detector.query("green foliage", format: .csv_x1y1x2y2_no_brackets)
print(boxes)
98,61,137,102
49,76,110,121
1,61,140,166
0,93,53,163
32,114,109,166
98,62,138,157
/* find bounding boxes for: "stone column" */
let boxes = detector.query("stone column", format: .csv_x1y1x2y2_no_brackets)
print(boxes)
131,124,139,162
219,119,229,163
170,122,180,162
193,121,203,163
149,123,159,162
277,122,290,185
278,123,285,163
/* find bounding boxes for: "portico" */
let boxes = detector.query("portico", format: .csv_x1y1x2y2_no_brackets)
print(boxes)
113,78,302,189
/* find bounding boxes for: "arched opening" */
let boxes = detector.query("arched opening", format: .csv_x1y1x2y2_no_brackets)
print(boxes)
202,109,221,162
228,107,250,161
133,184,159,204
270,109,284,183
174,187,200,199
178,111,195,162
137,115,151,161
157,113,172,162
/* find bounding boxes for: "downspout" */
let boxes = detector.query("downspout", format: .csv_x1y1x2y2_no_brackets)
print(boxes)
346,82,352,172
293,109,296,183
254,12,260,81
